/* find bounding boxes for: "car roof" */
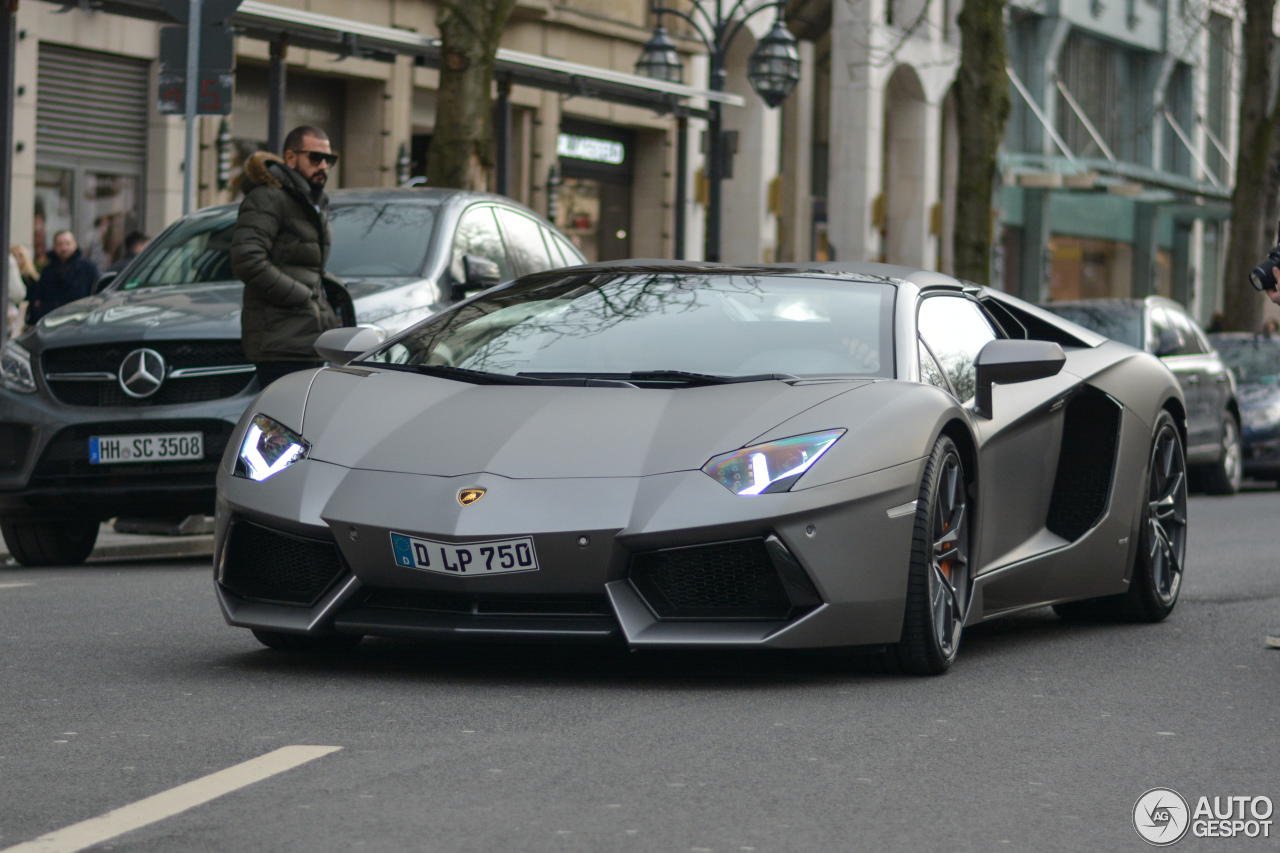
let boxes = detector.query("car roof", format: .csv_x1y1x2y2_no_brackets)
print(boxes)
518,259,947,285
189,187,542,219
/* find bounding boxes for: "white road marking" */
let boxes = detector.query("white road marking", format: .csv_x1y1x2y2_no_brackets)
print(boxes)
0,745,341,853
0,583,34,589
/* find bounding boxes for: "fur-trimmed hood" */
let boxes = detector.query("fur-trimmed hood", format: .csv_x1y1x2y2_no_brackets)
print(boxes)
243,151,287,190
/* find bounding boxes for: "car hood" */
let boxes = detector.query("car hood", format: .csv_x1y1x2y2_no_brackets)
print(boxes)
1238,382,1280,410
300,368,871,479
25,278,433,351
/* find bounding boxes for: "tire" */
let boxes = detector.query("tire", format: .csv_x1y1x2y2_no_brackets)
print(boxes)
896,435,971,676
1,519,99,566
251,629,363,653
1198,413,1242,495
1053,410,1187,623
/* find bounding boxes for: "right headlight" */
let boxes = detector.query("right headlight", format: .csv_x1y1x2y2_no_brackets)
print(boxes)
234,414,310,481
0,341,36,393
1242,404,1280,431
702,429,845,495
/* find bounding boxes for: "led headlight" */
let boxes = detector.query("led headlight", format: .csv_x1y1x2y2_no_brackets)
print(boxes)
1,341,36,393
234,414,309,481
703,429,844,496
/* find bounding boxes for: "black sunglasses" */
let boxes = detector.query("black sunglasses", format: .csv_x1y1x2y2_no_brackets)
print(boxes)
292,150,338,166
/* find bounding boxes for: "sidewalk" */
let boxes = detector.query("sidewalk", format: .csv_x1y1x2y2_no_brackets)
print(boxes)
0,522,214,565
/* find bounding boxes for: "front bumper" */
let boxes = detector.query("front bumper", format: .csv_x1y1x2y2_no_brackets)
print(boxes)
214,455,925,650
0,384,254,520
1243,425,1280,479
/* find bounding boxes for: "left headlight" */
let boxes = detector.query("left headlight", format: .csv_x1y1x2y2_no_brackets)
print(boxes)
703,429,845,496
234,414,310,481
0,341,36,393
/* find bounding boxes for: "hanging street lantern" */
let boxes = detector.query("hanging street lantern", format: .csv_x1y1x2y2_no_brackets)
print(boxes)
747,18,802,108
634,26,684,84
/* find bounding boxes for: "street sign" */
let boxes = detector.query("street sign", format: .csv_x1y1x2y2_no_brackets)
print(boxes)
160,0,241,25
158,24,233,115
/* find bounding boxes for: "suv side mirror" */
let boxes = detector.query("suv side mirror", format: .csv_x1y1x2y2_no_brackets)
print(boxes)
451,254,501,300
1154,327,1185,357
973,339,1066,419
314,326,384,365
93,271,118,294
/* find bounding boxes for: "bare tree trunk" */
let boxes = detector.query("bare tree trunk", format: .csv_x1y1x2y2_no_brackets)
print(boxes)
951,0,1010,285
426,0,518,191
1222,0,1277,332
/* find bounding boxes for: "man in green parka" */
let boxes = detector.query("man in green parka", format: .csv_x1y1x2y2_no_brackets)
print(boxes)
231,125,340,387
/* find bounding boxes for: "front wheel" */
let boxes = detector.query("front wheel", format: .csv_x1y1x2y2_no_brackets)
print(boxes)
1198,413,1241,495
1,519,99,566
896,435,971,675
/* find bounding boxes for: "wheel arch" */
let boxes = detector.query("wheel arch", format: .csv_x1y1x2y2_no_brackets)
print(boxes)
938,418,978,498
1161,395,1188,451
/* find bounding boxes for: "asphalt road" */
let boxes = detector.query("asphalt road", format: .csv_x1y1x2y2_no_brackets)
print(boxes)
1,490,1278,852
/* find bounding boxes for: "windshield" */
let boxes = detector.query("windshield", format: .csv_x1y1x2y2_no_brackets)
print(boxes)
362,272,896,379
1214,337,1280,384
1043,303,1144,348
117,201,437,290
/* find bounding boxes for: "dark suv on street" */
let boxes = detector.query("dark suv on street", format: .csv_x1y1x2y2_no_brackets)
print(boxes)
1044,296,1241,494
0,188,584,565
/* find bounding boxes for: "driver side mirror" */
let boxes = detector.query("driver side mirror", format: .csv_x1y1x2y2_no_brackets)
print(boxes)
973,339,1066,419
92,271,118,294
314,326,384,365
451,254,501,300
1154,327,1185,358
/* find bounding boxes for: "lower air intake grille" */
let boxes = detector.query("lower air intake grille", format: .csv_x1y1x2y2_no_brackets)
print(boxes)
629,538,793,619
220,519,346,607
1046,387,1123,541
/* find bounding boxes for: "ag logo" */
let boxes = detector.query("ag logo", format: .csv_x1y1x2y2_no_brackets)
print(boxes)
457,487,486,506
1134,788,1190,845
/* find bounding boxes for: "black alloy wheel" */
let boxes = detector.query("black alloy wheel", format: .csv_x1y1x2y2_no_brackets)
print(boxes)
1054,410,1187,623
897,435,971,675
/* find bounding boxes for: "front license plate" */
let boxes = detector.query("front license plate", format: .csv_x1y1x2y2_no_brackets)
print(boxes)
89,432,204,464
390,532,540,576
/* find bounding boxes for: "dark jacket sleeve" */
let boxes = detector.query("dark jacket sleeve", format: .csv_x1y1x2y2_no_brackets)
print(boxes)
230,188,313,309
73,260,99,300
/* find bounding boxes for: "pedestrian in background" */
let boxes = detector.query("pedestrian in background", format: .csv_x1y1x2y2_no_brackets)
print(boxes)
230,125,341,387
7,246,37,337
108,231,149,274
26,230,98,324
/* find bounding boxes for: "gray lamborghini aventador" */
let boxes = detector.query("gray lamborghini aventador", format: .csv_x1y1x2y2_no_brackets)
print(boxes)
213,262,1189,674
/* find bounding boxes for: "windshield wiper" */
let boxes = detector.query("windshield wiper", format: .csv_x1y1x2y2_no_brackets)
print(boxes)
626,370,799,385
414,364,544,385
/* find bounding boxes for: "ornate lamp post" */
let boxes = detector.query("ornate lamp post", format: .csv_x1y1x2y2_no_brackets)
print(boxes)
636,1,801,262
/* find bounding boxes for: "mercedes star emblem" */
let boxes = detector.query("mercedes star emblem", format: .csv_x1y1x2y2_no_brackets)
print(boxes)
118,348,167,399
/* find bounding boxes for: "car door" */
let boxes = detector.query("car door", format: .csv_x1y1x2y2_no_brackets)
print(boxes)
918,294,1079,582
1152,305,1213,453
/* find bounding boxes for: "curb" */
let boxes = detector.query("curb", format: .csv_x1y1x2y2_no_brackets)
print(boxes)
1,526,214,565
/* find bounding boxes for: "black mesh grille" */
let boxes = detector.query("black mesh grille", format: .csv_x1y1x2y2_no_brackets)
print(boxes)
0,423,33,472
629,538,793,619
47,373,254,407
359,590,612,617
220,520,347,606
42,340,253,408
30,419,234,480
1047,387,1122,541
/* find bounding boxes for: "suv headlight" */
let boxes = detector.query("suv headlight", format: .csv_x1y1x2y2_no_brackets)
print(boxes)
702,429,845,495
234,414,309,481
1243,404,1280,431
1,341,36,393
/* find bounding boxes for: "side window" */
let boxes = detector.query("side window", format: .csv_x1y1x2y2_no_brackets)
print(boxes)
451,206,512,283
1167,309,1206,355
553,233,586,266
917,296,998,403
1148,307,1175,354
496,208,553,275
919,338,950,392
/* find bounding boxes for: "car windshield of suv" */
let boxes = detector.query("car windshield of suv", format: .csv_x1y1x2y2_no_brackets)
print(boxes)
362,272,896,379
1043,303,1144,348
1214,338,1280,384
117,202,437,290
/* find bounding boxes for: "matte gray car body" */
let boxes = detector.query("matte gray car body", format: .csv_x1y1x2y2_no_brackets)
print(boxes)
214,262,1186,657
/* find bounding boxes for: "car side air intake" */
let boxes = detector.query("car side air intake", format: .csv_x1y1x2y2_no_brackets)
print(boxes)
1046,386,1123,541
